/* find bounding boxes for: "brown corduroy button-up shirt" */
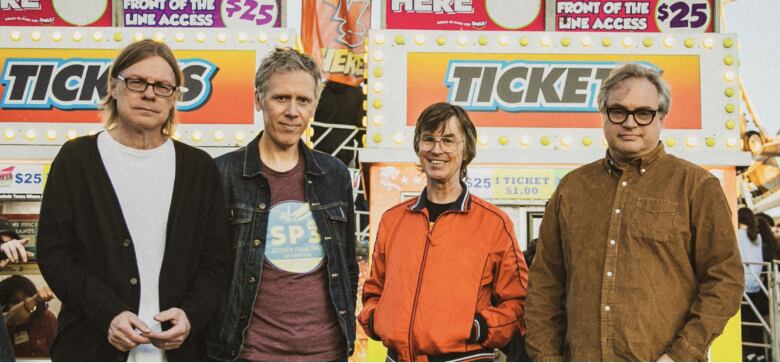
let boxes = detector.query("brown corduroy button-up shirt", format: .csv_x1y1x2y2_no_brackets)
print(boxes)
526,143,744,362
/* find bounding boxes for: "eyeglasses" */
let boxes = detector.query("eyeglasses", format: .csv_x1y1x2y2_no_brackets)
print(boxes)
419,135,463,152
116,75,178,97
606,107,658,126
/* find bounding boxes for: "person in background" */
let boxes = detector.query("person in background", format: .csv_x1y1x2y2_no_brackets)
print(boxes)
0,217,36,361
755,213,778,260
36,39,232,361
0,275,56,358
359,102,528,362
526,63,743,361
738,207,768,362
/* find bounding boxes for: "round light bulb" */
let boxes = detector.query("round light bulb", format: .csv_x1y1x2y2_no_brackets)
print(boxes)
24,129,36,140
238,32,248,43
235,131,246,142
92,31,103,41
257,33,268,43
374,33,385,45
213,131,225,141
192,131,203,141
31,31,42,41
519,135,530,145
46,129,57,140
217,33,227,43
581,36,592,47
414,34,425,45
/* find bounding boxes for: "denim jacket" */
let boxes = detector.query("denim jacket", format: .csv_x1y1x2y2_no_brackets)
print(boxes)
207,133,357,361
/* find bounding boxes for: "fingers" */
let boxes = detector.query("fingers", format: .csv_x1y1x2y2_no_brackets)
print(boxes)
144,308,190,350
36,286,55,302
1,239,29,263
107,311,151,351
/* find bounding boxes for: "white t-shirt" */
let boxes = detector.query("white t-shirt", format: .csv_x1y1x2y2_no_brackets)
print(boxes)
737,228,764,294
98,131,175,362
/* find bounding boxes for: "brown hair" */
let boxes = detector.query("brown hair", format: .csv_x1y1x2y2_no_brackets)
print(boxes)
101,39,183,136
413,102,477,180
254,47,323,106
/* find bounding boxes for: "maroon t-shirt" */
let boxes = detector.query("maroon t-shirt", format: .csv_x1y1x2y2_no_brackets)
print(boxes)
239,154,345,361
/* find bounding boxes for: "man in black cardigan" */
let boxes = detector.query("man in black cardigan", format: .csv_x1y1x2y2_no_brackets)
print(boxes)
36,40,232,361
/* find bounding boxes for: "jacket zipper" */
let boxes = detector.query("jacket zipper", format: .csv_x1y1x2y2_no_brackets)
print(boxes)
407,210,452,360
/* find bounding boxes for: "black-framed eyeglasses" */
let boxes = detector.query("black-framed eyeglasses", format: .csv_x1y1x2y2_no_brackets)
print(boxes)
419,135,463,152
116,75,178,97
606,107,658,126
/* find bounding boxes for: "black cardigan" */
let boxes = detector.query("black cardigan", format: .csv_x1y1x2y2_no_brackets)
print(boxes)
37,134,232,361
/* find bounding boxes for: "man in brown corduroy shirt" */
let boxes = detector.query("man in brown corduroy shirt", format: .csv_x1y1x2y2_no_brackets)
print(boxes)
525,63,744,362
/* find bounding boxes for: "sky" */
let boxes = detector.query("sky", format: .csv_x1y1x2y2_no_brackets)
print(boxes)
723,0,780,136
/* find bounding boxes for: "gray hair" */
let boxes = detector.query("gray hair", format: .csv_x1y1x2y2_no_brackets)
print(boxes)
254,48,323,103
597,63,671,115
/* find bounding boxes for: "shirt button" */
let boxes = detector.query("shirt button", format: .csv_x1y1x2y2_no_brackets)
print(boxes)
248,276,256,284
258,203,266,210
640,168,646,174
609,239,616,246
331,273,339,278
621,181,628,187
607,271,613,277
605,305,611,312
615,208,621,214
252,239,261,247
239,314,247,320
122,239,131,247
130,277,138,285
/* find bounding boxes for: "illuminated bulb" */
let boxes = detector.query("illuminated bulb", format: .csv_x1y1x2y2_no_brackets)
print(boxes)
196,32,206,43
703,38,714,48
24,129,36,140
374,33,384,44
112,32,123,41
361,116,367,128
373,51,384,62
499,35,509,46
642,38,653,47
725,103,735,113
372,133,382,143
31,31,42,41
237,32,248,43
192,131,203,141
279,33,289,43
582,136,593,147
457,35,468,46
394,35,405,45
217,33,227,43
234,132,245,142
257,33,268,43
52,31,62,41
361,83,367,95
10,31,21,41
362,100,367,111
72,31,83,42
560,37,571,47
393,133,404,144
725,88,735,97
372,115,383,126
213,131,225,141
133,32,144,41
725,120,736,129
372,82,383,93
478,36,488,46
478,135,488,145
663,36,674,48
66,130,78,140
46,129,57,140
686,137,698,147
499,136,508,145
602,37,612,47
666,138,676,147
519,37,529,46
726,137,737,147
172,131,181,140
373,99,383,109
540,36,551,47
362,134,367,146
154,31,165,42
581,36,592,47
621,36,633,47
519,135,530,145
414,34,425,45
724,55,734,65
92,31,103,41
684,38,694,48
705,137,715,147
723,38,734,48
561,136,572,147
436,36,446,46
541,136,551,146
175,32,185,42
306,126,314,137
4,129,15,140
724,71,735,81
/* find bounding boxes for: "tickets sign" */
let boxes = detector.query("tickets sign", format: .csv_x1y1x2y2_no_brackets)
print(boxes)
0,48,255,124
0,0,112,26
123,0,283,28
0,163,49,199
465,166,573,200
385,0,545,30
554,0,715,32
408,53,701,129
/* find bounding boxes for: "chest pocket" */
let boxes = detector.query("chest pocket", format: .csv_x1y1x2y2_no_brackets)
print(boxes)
228,205,253,248
324,204,347,244
628,197,677,242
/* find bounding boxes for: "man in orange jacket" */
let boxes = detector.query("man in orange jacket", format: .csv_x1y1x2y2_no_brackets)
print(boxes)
358,102,528,362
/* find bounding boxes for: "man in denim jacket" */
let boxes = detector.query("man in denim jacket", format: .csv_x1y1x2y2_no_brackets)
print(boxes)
207,48,357,361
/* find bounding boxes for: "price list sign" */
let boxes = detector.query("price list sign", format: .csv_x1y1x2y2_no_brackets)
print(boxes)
123,0,282,28
554,0,715,32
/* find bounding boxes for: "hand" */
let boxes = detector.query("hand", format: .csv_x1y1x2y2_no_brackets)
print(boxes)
107,311,151,351
35,286,55,303
0,238,34,263
143,307,191,351
658,353,675,362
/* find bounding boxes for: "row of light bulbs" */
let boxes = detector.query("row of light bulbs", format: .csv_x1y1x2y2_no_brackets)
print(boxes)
2,129,258,143
5,29,290,45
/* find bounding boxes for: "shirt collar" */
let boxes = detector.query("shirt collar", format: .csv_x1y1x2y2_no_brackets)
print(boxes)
411,181,471,213
603,142,666,176
242,131,325,178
